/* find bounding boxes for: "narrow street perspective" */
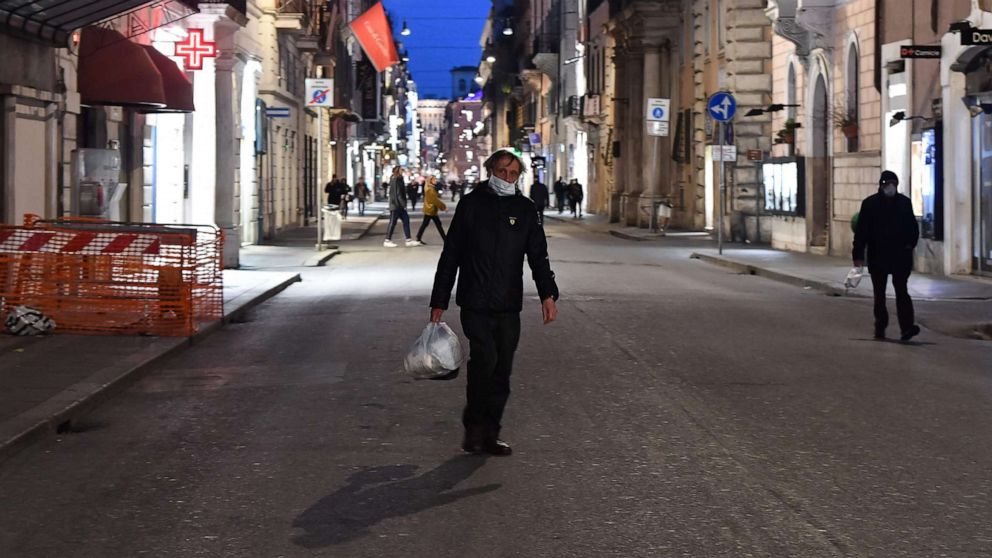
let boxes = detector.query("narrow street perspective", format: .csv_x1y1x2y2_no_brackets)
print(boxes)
2,0,992,557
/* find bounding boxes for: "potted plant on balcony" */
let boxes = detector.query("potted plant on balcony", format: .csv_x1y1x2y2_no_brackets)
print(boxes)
833,102,859,139
775,118,801,144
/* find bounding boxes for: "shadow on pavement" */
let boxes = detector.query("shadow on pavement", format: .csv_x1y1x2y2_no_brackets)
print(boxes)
291,455,500,548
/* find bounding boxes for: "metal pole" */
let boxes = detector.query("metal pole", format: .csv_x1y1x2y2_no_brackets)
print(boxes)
650,135,660,231
316,107,324,250
718,121,724,254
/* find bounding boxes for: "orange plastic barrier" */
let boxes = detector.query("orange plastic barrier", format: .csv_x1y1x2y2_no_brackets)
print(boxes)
0,216,223,336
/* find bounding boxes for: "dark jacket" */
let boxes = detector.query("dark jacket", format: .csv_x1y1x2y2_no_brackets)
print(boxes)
430,180,559,313
530,181,549,207
388,175,407,211
852,190,919,273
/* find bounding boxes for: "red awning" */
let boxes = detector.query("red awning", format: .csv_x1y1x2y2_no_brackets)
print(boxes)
141,45,195,113
79,26,166,109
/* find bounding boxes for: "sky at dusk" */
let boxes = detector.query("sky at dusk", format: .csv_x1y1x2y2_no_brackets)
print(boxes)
380,0,491,99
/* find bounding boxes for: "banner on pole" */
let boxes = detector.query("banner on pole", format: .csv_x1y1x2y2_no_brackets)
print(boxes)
349,2,399,73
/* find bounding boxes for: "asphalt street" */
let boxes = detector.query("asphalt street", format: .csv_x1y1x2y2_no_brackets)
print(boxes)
1,211,991,557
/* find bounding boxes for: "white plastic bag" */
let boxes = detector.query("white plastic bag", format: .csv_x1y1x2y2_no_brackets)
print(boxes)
404,322,464,380
844,266,866,289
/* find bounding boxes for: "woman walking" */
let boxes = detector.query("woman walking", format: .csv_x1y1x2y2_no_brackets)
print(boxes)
416,176,447,244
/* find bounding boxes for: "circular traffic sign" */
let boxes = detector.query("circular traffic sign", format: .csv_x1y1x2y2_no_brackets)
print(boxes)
707,91,737,122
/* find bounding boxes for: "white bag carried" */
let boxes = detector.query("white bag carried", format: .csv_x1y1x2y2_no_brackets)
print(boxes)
844,266,866,289
404,322,464,380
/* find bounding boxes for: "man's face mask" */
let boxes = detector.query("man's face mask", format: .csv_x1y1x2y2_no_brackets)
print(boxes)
882,182,897,197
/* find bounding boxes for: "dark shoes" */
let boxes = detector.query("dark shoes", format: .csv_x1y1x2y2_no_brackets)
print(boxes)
874,328,886,340
461,428,513,456
900,325,921,342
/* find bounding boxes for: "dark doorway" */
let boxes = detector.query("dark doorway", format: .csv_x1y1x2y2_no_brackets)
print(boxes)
809,74,831,248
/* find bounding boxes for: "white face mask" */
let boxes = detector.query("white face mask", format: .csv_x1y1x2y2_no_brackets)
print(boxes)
490,175,517,196
882,184,897,197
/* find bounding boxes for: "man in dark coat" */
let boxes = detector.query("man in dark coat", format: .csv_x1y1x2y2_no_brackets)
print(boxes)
529,179,549,225
553,178,566,214
853,170,921,341
430,149,559,456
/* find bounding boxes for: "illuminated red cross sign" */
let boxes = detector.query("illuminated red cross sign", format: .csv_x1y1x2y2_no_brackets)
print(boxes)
174,28,217,71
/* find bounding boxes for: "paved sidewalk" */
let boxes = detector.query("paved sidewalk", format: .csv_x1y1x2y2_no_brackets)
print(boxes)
0,212,387,461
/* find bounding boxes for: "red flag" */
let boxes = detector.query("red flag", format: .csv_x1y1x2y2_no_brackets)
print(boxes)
349,1,399,72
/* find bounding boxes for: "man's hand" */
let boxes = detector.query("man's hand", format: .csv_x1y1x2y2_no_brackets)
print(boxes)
430,308,444,323
542,298,558,325
853,260,865,268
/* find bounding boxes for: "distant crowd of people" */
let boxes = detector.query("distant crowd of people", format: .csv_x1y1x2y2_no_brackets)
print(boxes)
326,171,585,241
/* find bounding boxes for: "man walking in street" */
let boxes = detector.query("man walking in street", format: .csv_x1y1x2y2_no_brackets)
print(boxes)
567,178,584,219
355,177,369,217
384,166,422,248
430,148,559,456
553,177,566,214
529,178,549,225
853,170,921,342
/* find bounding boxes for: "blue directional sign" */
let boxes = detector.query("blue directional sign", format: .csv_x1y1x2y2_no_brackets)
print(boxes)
707,91,737,122
652,107,665,119
266,106,291,118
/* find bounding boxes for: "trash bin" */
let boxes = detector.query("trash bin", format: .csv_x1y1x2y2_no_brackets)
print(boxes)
322,205,342,241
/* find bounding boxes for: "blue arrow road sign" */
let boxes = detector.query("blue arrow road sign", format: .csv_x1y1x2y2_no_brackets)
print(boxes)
266,107,291,118
707,92,737,122
652,107,665,120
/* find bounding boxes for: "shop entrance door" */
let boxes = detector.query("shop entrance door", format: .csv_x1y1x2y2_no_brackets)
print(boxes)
977,110,992,274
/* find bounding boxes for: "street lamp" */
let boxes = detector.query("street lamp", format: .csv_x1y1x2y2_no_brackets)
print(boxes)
486,54,496,63
888,111,929,127
401,21,411,36
502,19,513,36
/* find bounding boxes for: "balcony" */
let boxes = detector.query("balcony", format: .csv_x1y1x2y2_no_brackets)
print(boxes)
200,0,247,16
275,0,312,33
532,34,560,79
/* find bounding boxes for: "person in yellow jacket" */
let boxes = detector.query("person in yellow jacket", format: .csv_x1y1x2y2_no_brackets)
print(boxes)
416,176,448,244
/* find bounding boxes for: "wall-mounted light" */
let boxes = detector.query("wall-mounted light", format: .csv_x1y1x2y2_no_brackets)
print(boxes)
744,104,801,117
486,54,496,63
888,110,929,127
401,21,411,36
474,75,485,84
502,19,513,36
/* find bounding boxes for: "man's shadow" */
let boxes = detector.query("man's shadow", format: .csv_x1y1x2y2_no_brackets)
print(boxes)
291,455,500,548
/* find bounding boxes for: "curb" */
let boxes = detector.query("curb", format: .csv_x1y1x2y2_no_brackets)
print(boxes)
609,229,666,242
303,249,340,268
0,273,302,464
690,252,856,298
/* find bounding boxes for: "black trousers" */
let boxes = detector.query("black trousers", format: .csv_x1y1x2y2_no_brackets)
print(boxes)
460,309,521,438
357,198,366,215
416,215,446,241
869,269,914,333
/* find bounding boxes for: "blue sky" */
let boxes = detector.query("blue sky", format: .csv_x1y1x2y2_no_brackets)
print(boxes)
381,0,491,99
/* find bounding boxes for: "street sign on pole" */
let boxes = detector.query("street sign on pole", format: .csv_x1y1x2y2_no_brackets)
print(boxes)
265,106,290,118
647,121,669,137
707,92,736,255
305,78,334,107
646,98,671,122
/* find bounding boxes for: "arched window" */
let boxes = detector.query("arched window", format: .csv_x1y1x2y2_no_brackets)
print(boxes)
845,40,860,152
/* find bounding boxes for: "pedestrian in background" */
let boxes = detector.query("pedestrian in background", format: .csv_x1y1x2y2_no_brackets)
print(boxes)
355,178,369,217
853,170,920,342
407,180,420,212
324,175,340,206
529,178,549,225
384,167,422,248
553,177,566,214
567,179,584,219
337,178,352,219
430,148,559,456
416,176,447,244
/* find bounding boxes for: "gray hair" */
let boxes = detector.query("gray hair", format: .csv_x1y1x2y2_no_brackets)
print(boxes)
483,148,528,177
